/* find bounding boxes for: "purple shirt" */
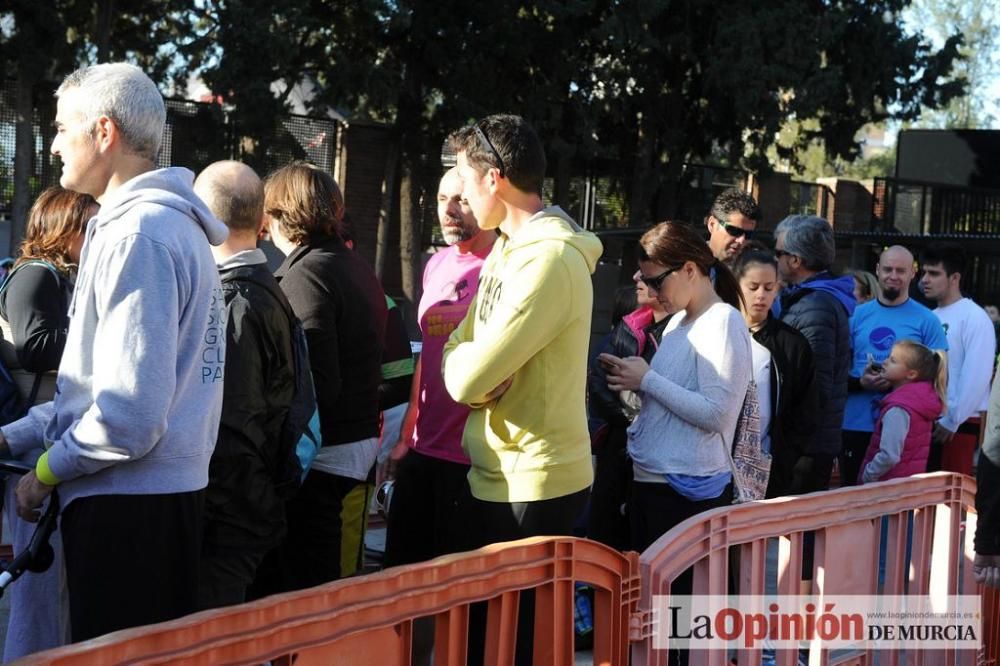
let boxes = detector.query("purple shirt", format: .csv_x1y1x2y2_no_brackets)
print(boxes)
412,243,491,463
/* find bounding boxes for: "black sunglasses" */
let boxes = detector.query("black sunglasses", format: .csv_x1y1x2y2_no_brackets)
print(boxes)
774,249,795,259
714,217,753,239
640,265,682,291
473,124,506,176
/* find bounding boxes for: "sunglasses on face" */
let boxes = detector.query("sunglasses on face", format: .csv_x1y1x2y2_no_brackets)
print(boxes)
640,265,682,291
714,217,753,239
774,249,795,259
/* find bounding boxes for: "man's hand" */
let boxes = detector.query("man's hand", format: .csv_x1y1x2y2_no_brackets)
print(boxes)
385,440,410,480
484,376,513,402
602,354,650,392
859,367,891,392
974,554,1000,587
15,471,53,523
932,422,955,445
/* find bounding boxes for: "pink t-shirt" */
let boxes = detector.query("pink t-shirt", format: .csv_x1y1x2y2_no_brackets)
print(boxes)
412,243,491,463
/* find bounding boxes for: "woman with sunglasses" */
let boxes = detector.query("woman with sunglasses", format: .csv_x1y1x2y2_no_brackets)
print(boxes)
587,268,670,550
599,221,751,553
732,244,819,497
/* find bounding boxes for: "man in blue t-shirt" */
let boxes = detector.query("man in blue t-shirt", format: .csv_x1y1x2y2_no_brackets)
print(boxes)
841,245,948,486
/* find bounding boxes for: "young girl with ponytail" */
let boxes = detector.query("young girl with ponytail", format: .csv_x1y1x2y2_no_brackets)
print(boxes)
599,221,752,552
859,340,947,484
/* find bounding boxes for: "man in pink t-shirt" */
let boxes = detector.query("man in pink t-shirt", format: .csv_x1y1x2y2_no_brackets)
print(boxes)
384,167,495,569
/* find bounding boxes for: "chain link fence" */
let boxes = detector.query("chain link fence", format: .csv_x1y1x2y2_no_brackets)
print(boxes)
0,80,342,226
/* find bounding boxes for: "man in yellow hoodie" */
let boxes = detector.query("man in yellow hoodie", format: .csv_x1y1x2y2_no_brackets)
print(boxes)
443,112,602,665
443,113,602,540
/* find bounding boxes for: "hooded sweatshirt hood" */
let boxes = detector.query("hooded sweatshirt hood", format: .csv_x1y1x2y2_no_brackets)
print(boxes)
507,206,603,274
775,271,856,318
95,167,229,246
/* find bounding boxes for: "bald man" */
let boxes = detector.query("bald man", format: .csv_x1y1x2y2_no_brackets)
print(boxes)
840,245,948,485
193,161,298,608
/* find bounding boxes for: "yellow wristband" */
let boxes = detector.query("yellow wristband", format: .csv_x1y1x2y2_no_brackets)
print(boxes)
35,450,60,487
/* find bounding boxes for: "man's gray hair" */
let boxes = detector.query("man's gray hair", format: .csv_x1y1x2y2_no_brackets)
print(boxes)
56,63,166,161
774,214,835,271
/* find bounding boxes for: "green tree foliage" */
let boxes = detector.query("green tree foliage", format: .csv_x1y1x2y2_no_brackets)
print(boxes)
0,0,195,250
2,0,965,263
576,0,962,222
909,0,999,128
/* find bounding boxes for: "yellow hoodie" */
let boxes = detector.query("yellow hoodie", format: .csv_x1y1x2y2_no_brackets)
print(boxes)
442,207,603,502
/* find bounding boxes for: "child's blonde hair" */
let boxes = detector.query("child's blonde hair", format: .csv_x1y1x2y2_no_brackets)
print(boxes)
894,340,948,413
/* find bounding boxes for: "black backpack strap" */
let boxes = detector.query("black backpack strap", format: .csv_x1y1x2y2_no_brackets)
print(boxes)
225,270,297,325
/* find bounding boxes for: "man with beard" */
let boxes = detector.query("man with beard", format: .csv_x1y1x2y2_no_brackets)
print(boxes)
383,167,495,572
840,245,948,486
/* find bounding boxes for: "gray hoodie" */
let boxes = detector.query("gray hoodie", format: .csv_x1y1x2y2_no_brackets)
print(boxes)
2,167,229,508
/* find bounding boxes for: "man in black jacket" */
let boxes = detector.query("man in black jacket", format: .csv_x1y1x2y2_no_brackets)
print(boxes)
193,161,296,608
774,215,856,492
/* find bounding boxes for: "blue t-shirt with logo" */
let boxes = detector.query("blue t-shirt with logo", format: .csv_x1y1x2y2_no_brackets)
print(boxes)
843,298,949,432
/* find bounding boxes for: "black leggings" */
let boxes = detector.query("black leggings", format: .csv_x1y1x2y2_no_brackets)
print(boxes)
630,481,733,666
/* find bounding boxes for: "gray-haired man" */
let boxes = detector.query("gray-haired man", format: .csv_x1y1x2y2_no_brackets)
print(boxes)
774,215,856,491
0,63,228,641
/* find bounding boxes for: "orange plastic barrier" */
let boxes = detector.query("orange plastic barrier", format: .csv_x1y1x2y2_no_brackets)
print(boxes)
631,472,981,666
11,473,998,665
14,537,639,666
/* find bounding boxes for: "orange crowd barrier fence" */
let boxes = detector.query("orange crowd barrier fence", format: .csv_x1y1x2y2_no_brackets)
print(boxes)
632,471,983,666
11,472,1000,665
14,537,639,666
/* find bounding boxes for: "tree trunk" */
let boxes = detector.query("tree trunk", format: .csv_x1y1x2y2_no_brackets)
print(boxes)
95,0,115,62
628,112,656,226
12,67,35,256
374,139,400,281
398,161,422,307
551,138,575,217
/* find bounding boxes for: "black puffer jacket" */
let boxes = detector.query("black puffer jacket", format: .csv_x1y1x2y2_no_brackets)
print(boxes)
275,235,387,446
752,316,818,498
778,277,853,459
204,261,296,552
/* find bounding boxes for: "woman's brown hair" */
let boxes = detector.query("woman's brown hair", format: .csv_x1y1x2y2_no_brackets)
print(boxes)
638,221,745,311
263,161,344,246
18,187,96,274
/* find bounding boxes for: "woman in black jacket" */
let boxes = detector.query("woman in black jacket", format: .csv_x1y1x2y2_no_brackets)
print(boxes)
262,162,388,589
733,246,818,497
587,272,669,549
0,187,95,660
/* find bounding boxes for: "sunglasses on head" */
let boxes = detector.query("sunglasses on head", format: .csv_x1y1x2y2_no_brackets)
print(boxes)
714,217,753,239
640,265,682,291
473,124,506,176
